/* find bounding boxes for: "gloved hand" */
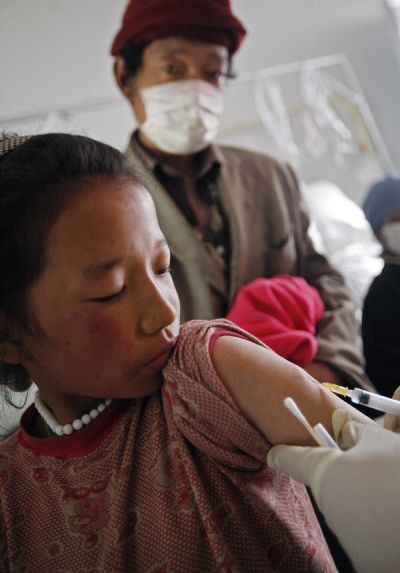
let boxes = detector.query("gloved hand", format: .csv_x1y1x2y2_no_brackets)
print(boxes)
384,385,400,433
267,410,400,573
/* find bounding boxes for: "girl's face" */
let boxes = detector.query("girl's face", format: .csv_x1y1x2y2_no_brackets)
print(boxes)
17,178,180,422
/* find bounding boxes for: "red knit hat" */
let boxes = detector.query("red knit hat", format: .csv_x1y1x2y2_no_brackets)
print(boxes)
111,0,247,56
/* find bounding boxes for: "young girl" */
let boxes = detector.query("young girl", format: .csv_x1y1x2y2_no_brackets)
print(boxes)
0,133,369,572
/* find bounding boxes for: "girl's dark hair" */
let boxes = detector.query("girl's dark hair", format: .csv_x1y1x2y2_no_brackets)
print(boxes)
0,133,136,400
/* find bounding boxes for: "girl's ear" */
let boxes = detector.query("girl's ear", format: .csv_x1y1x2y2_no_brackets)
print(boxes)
0,315,24,365
114,57,136,98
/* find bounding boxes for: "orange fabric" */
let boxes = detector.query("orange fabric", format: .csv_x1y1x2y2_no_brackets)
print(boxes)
0,320,336,572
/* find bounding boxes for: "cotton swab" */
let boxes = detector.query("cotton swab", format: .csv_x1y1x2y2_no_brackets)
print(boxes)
283,397,338,448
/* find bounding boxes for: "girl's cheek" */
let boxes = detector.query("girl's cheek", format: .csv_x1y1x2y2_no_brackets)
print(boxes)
86,315,136,355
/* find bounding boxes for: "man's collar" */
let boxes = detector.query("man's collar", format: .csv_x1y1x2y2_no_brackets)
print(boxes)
130,130,223,181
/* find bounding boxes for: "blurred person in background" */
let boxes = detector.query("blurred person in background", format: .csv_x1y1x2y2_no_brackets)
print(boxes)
362,175,400,397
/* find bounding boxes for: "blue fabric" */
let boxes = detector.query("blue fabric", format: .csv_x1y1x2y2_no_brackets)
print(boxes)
363,174,400,230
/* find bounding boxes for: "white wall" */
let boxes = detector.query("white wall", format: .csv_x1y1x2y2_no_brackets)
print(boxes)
0,0,125,114
1,0,400,167
231,0,400,169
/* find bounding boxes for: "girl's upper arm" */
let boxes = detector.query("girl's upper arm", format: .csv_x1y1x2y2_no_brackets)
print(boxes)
212,335,373,446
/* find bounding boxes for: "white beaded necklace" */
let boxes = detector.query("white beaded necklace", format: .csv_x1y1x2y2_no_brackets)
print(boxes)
34,390,112,436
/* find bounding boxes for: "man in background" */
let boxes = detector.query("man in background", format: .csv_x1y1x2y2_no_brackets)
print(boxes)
110,0,368,390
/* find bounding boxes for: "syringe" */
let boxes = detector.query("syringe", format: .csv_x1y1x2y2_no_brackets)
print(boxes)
323,383,400,416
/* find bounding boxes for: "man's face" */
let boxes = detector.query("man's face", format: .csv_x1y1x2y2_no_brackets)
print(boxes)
116,36,229,124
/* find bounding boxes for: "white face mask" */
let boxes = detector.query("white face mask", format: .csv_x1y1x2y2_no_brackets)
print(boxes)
139,79,225,155
381,221,400,255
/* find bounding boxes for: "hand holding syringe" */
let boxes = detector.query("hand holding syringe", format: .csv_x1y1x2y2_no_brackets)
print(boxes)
268,403,400,573
322,383,400,416
283,383,400,449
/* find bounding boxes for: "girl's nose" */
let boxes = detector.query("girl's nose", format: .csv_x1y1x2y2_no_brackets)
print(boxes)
139,281,178,336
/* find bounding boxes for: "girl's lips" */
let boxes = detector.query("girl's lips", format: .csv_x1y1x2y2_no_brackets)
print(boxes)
144,345,175,371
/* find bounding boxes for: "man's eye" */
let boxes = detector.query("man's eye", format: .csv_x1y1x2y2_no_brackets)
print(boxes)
204,69,229,83
206,70,222,79
162,63,180,75
90,286,126,303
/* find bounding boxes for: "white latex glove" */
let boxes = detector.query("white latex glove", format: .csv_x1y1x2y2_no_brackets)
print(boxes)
384,385,400,433
267,410,400,573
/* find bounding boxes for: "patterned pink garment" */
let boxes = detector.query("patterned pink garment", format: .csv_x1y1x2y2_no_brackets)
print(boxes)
0,319,337,572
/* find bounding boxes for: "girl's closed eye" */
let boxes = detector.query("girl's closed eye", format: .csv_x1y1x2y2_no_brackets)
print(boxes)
156,265,172,276
89,285,126,304
86,267,171,303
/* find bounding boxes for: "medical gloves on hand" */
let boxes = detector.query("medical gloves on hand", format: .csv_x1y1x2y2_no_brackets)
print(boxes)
267,409,400,573
384,384,400,433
